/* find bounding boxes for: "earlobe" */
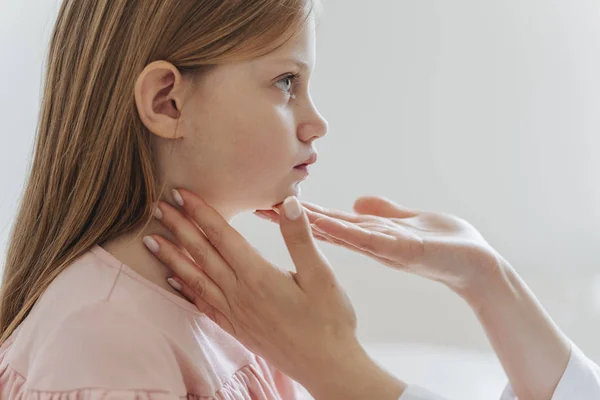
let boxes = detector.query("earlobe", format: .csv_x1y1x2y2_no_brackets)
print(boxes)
134,60,186,140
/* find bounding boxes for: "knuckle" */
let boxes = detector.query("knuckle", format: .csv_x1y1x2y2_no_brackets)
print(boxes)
204,226,223,250
358,230,375,251
191,243,208,266
190,277,206,298
397,236,424,262
287,229,309,247
188,201,203,221
161,217,178,233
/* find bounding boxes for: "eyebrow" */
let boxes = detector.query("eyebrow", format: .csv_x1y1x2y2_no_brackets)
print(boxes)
271,57,310,71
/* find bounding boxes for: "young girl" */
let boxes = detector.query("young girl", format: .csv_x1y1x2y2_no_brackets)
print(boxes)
0,0,327,398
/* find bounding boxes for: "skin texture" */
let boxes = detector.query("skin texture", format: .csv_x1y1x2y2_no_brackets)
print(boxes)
101,18,327,301
148,192,572,400
100,12,570,400
146,190,408,399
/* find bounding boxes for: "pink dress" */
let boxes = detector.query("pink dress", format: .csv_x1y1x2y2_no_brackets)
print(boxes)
0,244,310,399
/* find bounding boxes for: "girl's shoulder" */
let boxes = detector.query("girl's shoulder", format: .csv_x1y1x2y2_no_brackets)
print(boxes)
0,245,311,399
0,246,188,396
0,300,186,398
0,300,311,399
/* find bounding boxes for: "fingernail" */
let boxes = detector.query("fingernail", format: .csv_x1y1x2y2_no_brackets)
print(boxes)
172,189,184,207
143,236,159,253
153,206,163,220
283,196,302,220
167,277,182,291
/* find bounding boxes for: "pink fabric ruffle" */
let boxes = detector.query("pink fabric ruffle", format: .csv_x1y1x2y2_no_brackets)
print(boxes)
0,337,305,400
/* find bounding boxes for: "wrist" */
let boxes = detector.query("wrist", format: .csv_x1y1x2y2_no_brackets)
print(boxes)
304,342,407,400
454,251,516,312
453,254,571,399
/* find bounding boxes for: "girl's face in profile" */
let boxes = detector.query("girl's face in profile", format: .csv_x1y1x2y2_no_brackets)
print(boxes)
154,17,328,219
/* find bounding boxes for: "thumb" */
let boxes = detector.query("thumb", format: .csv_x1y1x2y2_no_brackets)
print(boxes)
353,195,418,219
277,196,334,288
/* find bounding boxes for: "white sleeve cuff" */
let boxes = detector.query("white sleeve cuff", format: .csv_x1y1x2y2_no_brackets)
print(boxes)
398,385,448,400
499,384,517,400
499,342,600,400
551,342,600,399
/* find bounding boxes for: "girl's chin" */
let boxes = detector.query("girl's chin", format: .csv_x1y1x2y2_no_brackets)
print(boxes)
254,184,301,212
283,182,302,202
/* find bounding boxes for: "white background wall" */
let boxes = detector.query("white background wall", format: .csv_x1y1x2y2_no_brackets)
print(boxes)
2,0,600,362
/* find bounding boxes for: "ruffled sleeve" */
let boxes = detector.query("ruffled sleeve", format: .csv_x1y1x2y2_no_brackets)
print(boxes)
0,302,186,399
252,356,312,399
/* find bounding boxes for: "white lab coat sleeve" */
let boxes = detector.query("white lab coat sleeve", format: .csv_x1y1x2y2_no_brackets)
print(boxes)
398,386,449,400
499,342,600,400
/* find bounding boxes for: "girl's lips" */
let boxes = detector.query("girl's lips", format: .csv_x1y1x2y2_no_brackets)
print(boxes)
295,152,318,168
293,164,309,179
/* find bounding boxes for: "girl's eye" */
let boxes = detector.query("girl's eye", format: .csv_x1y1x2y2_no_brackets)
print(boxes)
274,73,300,98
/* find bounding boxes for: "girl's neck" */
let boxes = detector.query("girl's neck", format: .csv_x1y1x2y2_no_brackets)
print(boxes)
99,218,188,301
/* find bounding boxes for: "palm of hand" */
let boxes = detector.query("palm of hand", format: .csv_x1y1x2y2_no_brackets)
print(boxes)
304,197,499,293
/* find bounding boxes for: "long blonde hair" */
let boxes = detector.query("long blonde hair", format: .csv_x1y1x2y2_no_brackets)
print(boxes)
0,0,317,345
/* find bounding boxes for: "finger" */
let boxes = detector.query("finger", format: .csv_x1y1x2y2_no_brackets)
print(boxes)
312,216,400,258
255,203,344,227
168,276,215,318
300,201,364,223
144,234,232,317
311,224,404,268
253,210,280,223
310,223,339,243
168,276,237,337
171,189,262,277
257,208,327,229
312,232,331,243
353,196,418,219
156,201,237,293
313,217,425,266
311,227,348,246
314,216,423,263
277,197,335,289
254,209,336,247
255,209,334,243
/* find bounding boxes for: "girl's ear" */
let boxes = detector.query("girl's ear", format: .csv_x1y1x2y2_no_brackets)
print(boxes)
134,60,189,140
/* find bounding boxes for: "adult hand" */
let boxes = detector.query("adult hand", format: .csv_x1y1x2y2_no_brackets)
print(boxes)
255,196,503,300
143,189,407,400
257,198,573,400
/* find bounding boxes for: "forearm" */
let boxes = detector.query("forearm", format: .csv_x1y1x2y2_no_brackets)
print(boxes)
304,345,408,400
460,257,571,400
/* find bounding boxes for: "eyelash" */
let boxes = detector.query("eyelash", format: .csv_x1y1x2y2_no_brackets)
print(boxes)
275,73,301,99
